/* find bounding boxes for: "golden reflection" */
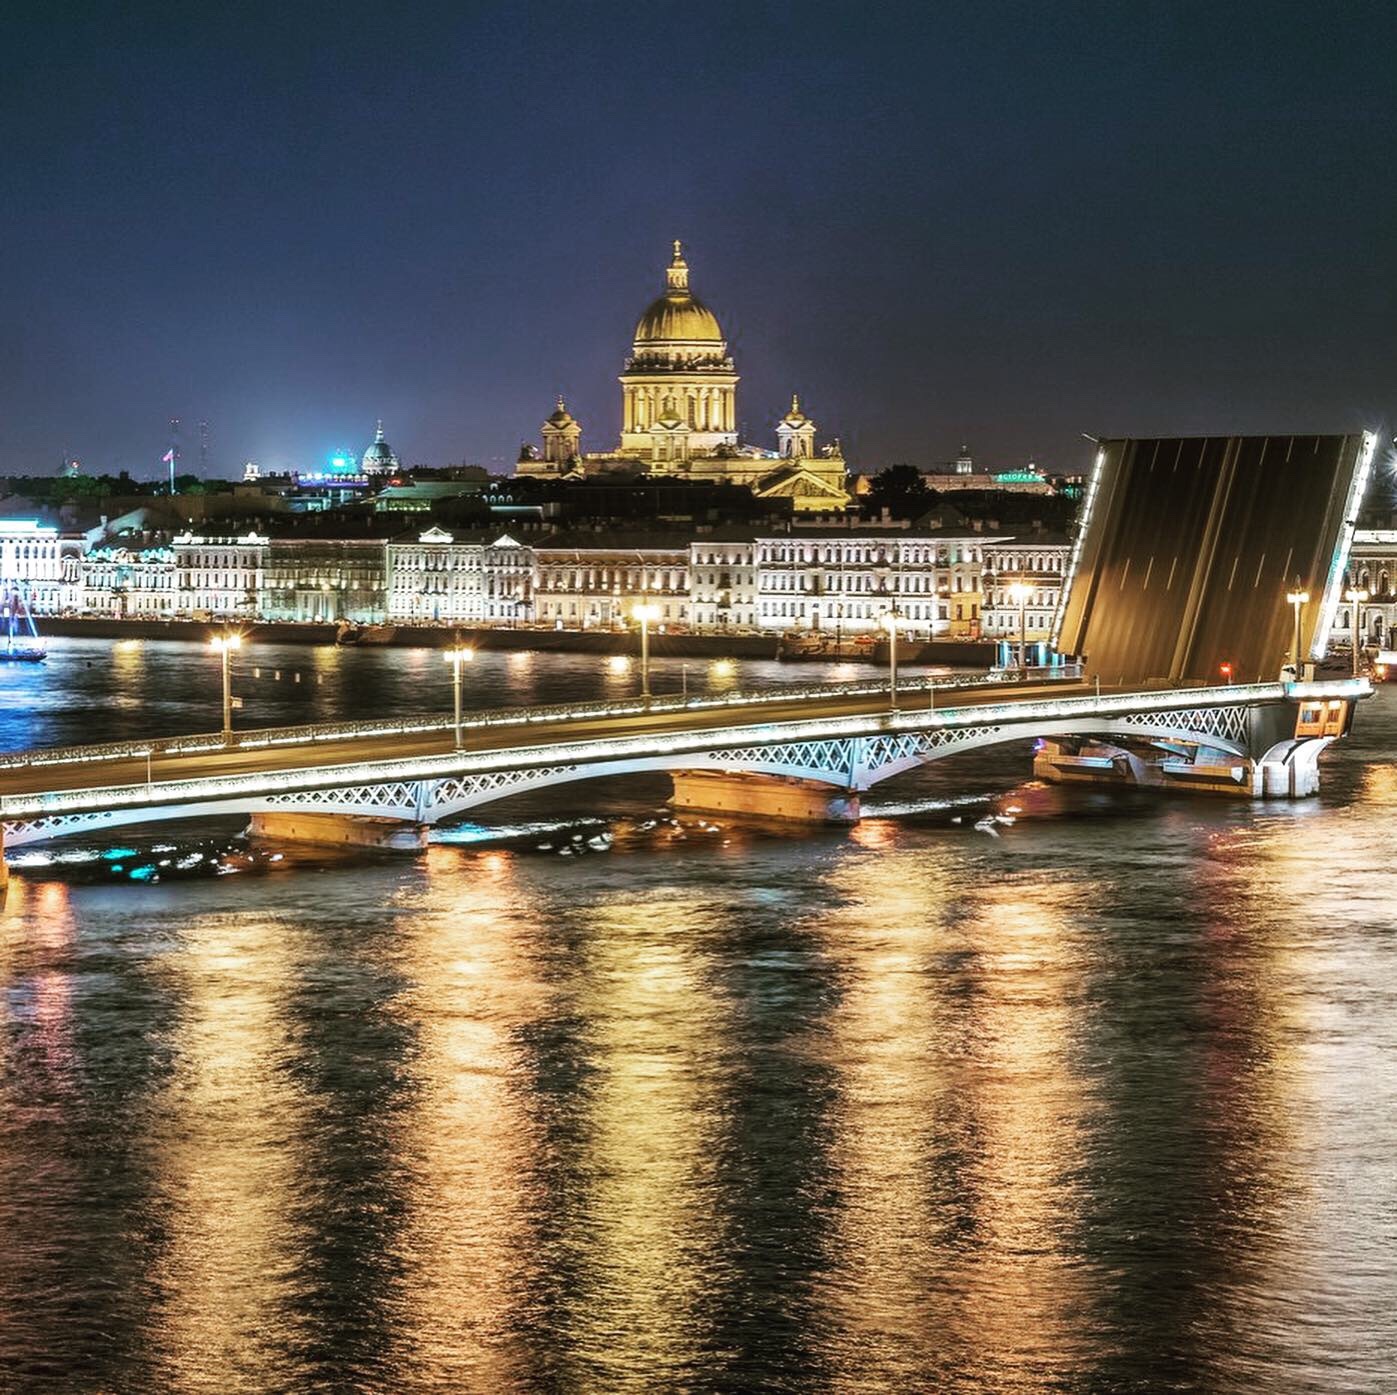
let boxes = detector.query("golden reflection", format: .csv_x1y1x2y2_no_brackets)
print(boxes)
811,858,1095,1386
1186,815,1355,1366
0,880,79,1353
140,908,312,1388
556,890,729,1386
381,845,544,1387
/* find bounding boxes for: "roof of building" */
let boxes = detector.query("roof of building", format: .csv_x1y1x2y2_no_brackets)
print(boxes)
533,527,696,553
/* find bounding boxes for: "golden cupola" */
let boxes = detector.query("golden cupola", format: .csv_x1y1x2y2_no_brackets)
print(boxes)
632,241,725,349
619,240,739,456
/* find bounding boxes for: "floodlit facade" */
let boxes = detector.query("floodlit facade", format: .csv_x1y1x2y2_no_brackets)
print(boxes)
173,533,268,618
0,519,72,612
1339,528,1397,648
688,538,761,630
533,535,691,629
515,243,853,512
81,544,177,615
750,531,998,639
60,522,1024,636
980,535,1071,642
385,526,486,622
260,538,387,622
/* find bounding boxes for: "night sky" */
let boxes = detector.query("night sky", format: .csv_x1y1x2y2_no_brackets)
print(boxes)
2,1,1394,479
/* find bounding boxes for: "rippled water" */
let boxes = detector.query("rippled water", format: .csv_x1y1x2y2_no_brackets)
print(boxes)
1,639,1395,1393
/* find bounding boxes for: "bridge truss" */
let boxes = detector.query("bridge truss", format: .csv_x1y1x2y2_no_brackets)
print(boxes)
1,680,1356,848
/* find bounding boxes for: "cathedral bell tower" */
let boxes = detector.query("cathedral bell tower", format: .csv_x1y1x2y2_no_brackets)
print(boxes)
540,397,582,465
776,395,817,460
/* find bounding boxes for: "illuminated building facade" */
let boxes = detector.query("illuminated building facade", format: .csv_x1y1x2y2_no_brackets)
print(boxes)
0,520,71,613
533,534,691,630
385,526,487,622
173,533,268,618
81,544,177,616
1339,528,1397,648
516,243,853,512
980,535,1071,642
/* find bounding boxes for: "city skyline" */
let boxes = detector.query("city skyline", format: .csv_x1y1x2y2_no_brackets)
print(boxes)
3,2,1394,478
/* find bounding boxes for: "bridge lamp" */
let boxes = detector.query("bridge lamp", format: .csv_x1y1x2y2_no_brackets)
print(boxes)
632,603,661,700
442,644,475,749
1346,588,1370,678
880,609,903,709
209,632,242,744
1286,587,1310,675
1006,582,1033,679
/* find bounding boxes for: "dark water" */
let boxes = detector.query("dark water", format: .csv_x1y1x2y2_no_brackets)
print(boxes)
2,639,1395,1393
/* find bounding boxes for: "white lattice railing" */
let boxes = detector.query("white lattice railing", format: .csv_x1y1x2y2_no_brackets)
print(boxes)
0,670,1036,772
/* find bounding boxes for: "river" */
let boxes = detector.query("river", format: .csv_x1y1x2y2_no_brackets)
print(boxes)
0,638,1393,1393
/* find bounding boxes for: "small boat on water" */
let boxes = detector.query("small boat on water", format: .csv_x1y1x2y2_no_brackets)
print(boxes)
0,588,45,663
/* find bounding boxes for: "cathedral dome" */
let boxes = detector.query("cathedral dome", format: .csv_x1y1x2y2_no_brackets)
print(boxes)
362,420,399,474
633,241,724,344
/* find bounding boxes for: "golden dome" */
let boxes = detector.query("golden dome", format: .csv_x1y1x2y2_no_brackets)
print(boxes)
633,240,724,344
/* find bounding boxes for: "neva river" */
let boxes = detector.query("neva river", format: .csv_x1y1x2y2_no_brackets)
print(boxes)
1,638,1394,1393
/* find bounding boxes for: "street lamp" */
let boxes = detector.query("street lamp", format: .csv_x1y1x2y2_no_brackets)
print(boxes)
209,631,242,743
881,609,901,708
633,602,661,700
1286,584,1310,675
1007,582,1032,679
442,642,474,748
1346,587,1369,677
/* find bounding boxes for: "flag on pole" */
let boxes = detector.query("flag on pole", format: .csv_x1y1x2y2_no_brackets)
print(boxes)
161,449,174,463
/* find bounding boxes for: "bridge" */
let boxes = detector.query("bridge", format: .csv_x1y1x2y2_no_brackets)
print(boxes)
0,671,1369,872
0,428,1377,878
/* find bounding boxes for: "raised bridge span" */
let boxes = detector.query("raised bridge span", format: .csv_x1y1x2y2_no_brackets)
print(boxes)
0,673,1369,863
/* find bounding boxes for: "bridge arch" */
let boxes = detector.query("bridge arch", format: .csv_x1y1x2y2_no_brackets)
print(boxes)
0,696,1296,849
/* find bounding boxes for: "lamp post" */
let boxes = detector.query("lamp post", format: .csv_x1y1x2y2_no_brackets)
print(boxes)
442,642,474,748
1007,581,1032,679
1346,587,1369,677
633,602,660,700
1286,584,1310,675
209,631,242,744
881,609,901,708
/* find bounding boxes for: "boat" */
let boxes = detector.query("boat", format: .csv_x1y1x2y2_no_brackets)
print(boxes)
0,587,45,663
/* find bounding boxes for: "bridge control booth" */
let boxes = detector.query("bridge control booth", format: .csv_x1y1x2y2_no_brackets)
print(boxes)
0,432,1379,867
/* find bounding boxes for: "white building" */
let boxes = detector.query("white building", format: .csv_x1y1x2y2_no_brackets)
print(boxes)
1337,529,1397,649
81,543,177,616
172,532,268,618
385,526,486,623
480,535,534,625
533,533,691,630
688,536,760,630
749,530,997,639
980,534,1072,643
0,519,69,613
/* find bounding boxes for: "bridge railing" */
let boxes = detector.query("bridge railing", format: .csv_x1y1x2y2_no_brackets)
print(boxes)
0,670,1030,772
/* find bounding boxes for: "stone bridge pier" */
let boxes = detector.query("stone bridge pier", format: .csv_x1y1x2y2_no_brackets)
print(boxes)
1032,691,1353,799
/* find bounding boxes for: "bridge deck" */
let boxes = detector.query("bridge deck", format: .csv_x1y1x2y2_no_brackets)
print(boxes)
0,679,1090,803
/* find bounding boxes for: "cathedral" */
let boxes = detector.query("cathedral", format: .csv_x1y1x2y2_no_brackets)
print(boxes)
516,242,852,512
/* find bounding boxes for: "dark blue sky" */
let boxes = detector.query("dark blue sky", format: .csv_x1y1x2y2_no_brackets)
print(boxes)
2,1,1393,478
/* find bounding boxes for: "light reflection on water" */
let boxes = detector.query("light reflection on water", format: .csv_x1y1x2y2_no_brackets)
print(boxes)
0,646,1395,1391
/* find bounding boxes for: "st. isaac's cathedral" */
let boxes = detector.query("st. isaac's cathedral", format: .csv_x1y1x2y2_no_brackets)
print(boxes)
515,242,853,512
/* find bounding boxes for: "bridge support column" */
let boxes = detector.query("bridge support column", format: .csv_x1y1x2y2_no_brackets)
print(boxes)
247,811,428,851
1033,739,1256,797
671,771,860,825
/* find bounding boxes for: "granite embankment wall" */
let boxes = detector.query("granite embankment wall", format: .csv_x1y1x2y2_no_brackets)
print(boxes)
37,617,995,666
